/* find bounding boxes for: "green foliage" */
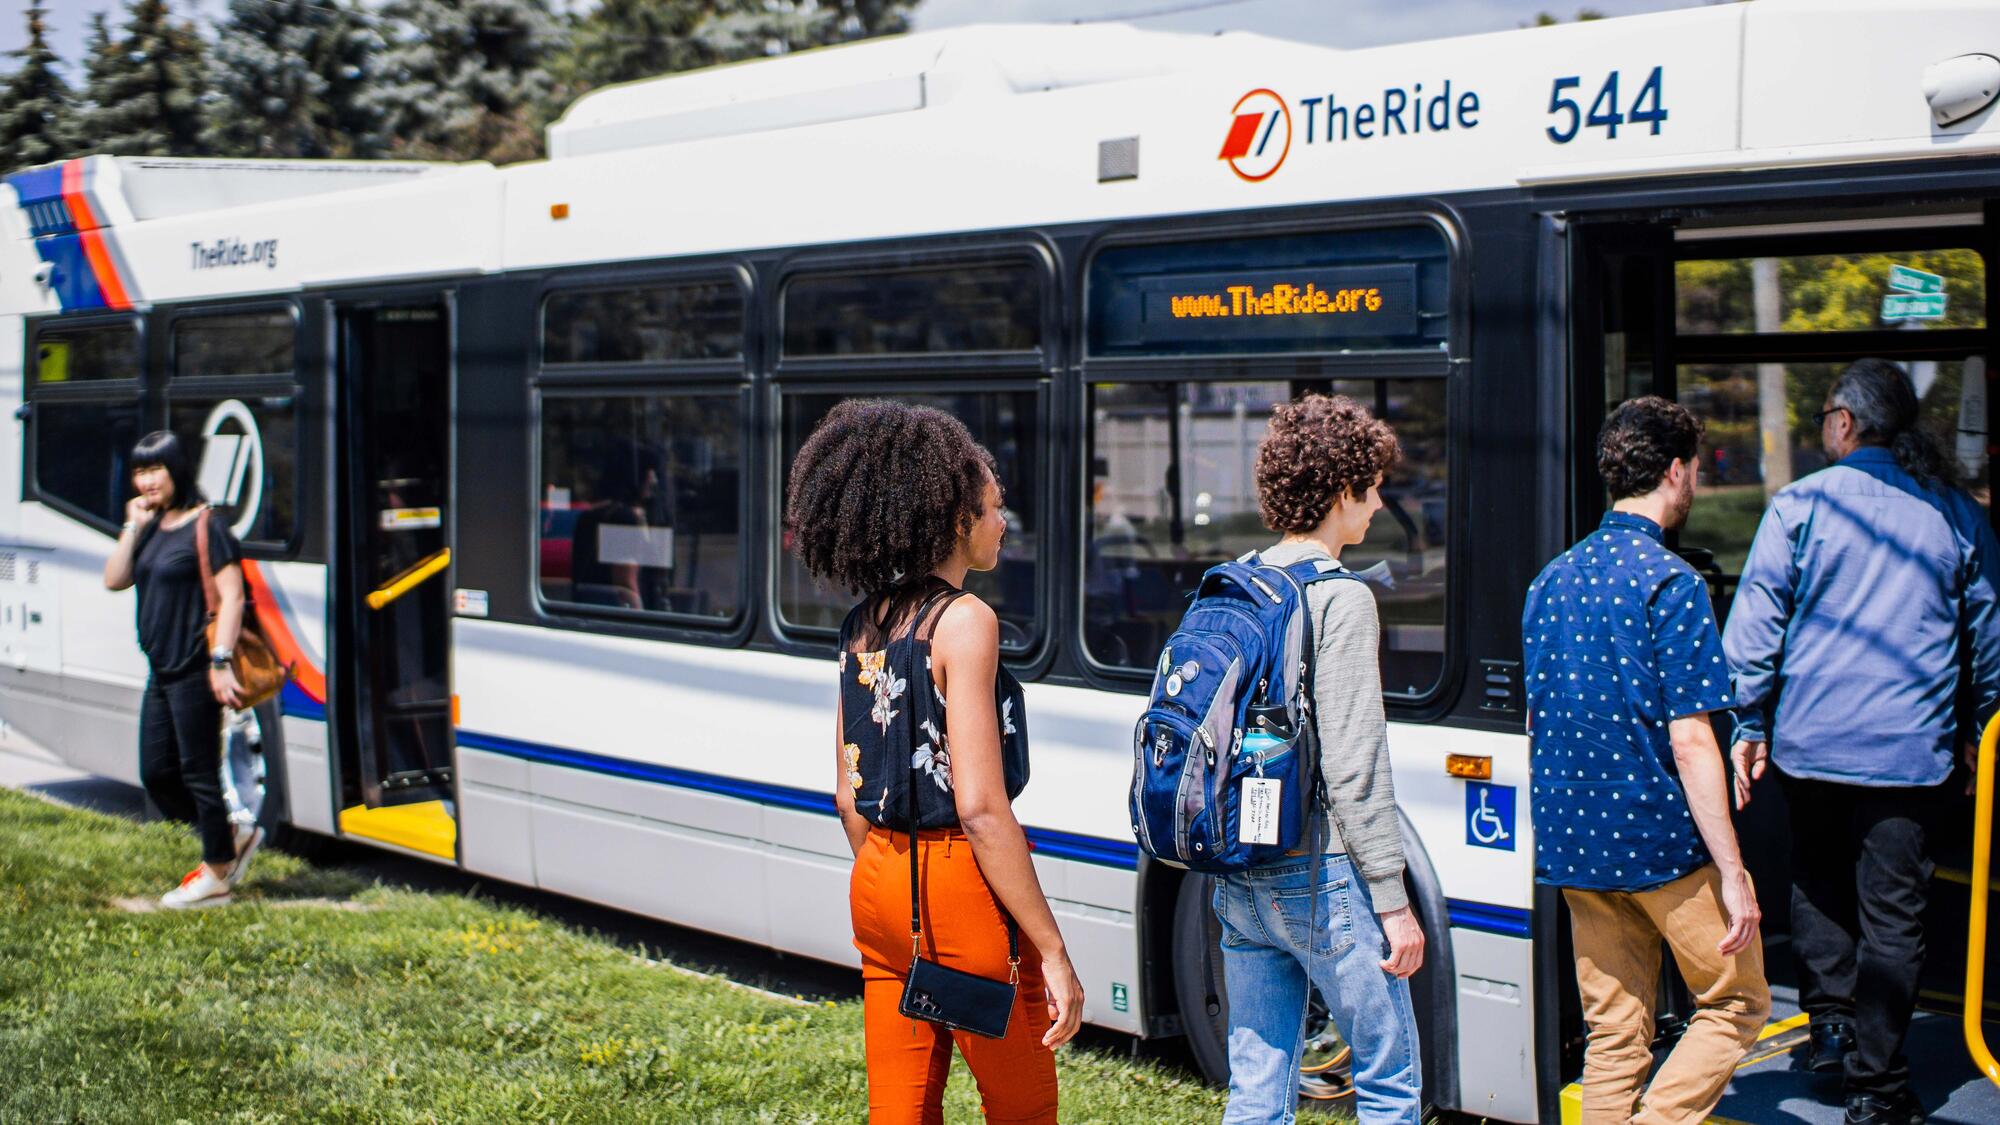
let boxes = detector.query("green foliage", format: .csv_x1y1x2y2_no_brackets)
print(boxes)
74,0,210,158
363,0,569,164
0,2,75,173
203,0,386,159
0,788,1231,1122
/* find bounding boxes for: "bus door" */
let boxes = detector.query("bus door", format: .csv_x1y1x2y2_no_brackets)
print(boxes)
330,299,458,861
1570,202,1999,1080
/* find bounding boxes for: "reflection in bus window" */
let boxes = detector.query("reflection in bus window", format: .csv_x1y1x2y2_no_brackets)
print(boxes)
543,283,744,365
1676,249,1985,335
777,390,1041,649
1674,357,1989,620
167,393,299,545
34,397,144,525
1084,379,1449,697
782,264,1042,356
538,393,743,622
32,322,140,383
173,311,295,378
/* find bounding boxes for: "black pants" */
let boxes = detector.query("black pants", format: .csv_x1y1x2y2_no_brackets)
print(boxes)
1777,767,1948,1099
139,669,235,866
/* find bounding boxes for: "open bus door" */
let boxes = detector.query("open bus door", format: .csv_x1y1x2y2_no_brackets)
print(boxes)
1565,202,2000,1119
330,298,457,862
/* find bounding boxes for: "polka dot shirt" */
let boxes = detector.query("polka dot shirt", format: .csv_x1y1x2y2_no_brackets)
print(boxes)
1520,511,1735,892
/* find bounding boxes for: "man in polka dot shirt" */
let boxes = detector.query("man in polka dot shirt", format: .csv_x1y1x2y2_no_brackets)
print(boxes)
1522,397,1771,1125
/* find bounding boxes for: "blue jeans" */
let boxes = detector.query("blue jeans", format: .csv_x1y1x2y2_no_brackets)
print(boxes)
1214,854,1423,1125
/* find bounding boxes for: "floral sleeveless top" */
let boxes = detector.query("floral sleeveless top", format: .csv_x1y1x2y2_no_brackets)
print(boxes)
838,583,1030,831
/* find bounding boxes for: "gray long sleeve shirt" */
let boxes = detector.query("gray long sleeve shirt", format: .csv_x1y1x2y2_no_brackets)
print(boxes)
1262,539,1409,912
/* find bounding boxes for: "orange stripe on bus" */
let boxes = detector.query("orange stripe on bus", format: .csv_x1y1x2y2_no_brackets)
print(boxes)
242,559,327,703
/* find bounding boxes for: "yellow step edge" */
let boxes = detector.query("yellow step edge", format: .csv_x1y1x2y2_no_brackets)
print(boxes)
339,800,456,860
1557,1012,1811,1125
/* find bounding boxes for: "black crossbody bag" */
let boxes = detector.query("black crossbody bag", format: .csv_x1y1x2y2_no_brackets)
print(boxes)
896,653,1020,1038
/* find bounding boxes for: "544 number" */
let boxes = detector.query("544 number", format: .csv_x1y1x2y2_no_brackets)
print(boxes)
1547,66,1667,143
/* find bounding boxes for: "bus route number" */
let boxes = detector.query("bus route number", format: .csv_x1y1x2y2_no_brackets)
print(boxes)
1546,66,1667,144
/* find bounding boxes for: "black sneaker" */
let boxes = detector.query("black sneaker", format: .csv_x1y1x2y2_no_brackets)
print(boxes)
1804,1019,1857,1074
1843,1091,1924,1125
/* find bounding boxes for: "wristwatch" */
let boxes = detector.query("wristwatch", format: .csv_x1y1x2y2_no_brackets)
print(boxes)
209,648,233,670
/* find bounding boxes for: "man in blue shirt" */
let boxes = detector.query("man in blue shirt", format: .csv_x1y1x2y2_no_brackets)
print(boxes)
1725,359,2000,1125
1523,396,1770,1125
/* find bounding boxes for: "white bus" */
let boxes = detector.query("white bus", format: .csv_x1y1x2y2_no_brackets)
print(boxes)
5,4,1999,1119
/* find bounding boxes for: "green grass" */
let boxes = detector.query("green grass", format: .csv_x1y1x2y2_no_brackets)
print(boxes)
0,789,1226,1123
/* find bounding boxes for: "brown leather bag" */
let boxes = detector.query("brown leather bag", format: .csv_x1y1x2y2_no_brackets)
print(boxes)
195,508,290,709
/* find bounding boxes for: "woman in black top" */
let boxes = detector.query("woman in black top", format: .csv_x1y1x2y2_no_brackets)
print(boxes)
103,431,255,909
787,400,1081,1123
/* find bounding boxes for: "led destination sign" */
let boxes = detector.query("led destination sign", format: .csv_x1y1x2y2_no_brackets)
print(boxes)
1126,264,1419,348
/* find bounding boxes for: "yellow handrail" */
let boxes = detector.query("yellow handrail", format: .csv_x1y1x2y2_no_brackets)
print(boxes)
1968,711,2000,1087
365,548,451,611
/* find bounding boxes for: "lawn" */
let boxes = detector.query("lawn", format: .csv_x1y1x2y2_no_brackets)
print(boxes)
0,788,1226,1123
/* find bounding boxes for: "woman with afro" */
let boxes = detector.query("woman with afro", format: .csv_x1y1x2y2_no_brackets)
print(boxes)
787,399,1081,1123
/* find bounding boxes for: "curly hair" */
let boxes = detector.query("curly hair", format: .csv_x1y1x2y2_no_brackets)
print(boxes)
785,399,995,598
1254,394,1401,534
1597,396,1702,501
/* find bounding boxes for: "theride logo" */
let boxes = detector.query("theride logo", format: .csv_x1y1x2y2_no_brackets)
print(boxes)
1218,88,1291,182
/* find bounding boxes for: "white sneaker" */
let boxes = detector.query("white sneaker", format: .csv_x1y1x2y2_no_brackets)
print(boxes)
160,865,232,909
227,825,265,889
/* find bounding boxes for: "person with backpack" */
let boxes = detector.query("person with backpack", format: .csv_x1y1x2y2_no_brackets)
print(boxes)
1523,397,1769,1125
102,431,262,909
1132,394,1422,1123
1724,360,2000,1125
786,399,1082,1124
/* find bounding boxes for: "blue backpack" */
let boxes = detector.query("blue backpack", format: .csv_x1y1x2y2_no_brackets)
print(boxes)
1128,552,1356,872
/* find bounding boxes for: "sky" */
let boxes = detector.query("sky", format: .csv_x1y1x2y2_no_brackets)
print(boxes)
4,0,1709,78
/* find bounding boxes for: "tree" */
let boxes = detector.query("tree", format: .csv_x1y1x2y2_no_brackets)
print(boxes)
74,0,210,157
556,0,915,95
0,2,75,172
365,0,567,164
204,0,385,159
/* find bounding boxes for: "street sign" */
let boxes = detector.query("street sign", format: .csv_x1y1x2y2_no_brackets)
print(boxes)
1882,292,1948,321
1888,264,1945,295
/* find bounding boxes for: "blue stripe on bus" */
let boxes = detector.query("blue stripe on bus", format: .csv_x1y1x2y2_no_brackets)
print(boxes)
1446,898,1533,938
452,728,1143,869
280,681,326,721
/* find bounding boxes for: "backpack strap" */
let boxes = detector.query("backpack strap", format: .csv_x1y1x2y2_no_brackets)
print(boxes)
194,507,219,621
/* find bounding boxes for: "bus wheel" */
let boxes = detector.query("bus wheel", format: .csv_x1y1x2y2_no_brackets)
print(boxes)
1172,874,1355,1112
218,699,299,854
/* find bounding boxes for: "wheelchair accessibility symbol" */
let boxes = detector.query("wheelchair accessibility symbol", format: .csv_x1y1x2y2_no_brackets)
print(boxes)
1465,782,1516,852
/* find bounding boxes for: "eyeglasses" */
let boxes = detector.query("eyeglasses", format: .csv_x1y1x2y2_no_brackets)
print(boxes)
1812,405,1849,427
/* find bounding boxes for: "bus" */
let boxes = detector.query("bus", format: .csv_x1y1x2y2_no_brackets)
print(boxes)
5,3,1999,1119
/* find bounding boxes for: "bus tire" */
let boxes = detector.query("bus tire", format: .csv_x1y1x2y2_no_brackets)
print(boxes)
221,697,332,861
1171,863,1444,1114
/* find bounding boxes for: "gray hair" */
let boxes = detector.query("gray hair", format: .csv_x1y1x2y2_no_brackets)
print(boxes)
1829,358,1949,490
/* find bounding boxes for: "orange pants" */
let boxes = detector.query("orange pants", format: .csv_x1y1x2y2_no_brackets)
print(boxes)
851,826,1058,1124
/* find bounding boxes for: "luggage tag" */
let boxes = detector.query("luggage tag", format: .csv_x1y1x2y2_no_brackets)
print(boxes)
1240,777,1282,845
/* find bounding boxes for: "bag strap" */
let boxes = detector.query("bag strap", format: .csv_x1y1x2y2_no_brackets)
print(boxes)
193,508,219,621
906,589,1020,979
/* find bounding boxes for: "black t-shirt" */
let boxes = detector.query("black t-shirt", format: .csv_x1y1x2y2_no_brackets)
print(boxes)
133,511,243,677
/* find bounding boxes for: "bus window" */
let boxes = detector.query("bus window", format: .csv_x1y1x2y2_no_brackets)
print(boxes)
543,283,744,365
27,320,144,529
33,322,140,383
173,310,294,378
32,396,144,527
782,263,1042,357
775,389,1042,651
1084,378,1449,698
1677,249,1985,335
537,391,744,623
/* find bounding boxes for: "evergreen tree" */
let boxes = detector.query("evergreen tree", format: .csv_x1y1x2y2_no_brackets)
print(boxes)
366,0,566,164
0,2,75,172
204,0,385,159
75,0,210,157
556,1,914,95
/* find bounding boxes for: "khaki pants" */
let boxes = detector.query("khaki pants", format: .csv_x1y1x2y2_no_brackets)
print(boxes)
1564,865,1771,1125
